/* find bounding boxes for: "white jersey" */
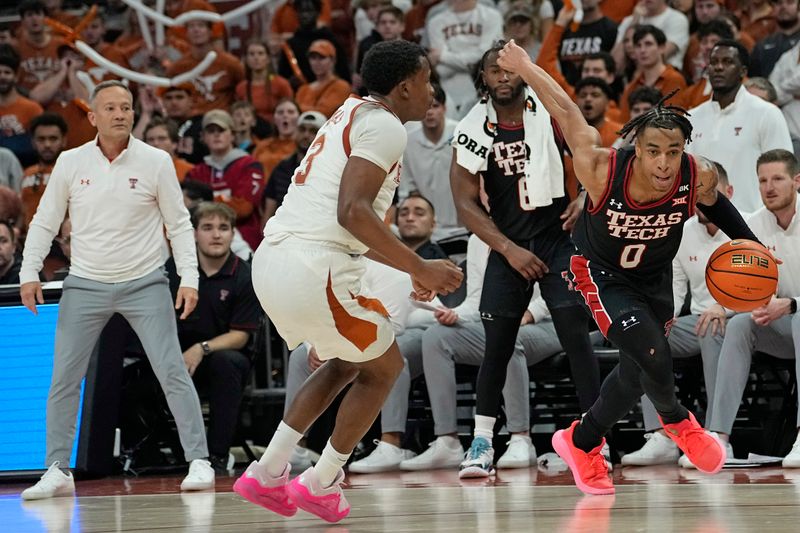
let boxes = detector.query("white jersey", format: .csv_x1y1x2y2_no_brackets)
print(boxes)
264,96,407,254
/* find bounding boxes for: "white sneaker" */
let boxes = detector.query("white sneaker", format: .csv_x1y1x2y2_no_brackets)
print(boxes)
679,433,733,469
348,440,417,474
399,437,464,471
289,445,320,471
181,459,216,491
601,442,614,472
496,436,536,469
783,440,800,468
21,462,75,501
621,432,680,466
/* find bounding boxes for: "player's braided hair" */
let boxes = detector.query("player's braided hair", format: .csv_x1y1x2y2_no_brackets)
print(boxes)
617,89,693,144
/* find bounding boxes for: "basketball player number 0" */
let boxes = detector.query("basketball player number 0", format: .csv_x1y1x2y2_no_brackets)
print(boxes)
294,135,326,185
620,244,646,268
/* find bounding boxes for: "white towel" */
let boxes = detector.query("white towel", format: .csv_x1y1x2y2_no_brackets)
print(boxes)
452,86,564,208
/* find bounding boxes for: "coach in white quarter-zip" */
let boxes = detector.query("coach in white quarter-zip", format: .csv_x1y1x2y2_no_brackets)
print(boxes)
19,80,213,500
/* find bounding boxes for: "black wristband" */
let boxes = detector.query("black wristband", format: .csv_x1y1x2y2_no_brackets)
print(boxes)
791,299,798,315
696,194,761,245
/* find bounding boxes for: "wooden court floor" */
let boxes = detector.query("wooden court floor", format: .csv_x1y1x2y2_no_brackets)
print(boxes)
3,466,800,532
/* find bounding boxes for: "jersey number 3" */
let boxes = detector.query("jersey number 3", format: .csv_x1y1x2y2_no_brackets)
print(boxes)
294,135,326,185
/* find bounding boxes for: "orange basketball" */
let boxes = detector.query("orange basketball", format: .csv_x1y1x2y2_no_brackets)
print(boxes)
705,240,779,312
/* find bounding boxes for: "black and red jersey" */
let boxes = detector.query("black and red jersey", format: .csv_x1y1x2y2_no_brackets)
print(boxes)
480,118,569,242
571,146,698,281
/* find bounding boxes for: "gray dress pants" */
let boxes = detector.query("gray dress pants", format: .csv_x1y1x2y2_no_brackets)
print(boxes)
46,270,208,466
708,312,800,435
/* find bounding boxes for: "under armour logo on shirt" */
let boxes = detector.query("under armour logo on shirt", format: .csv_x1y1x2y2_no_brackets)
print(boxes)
609,199,622,209
80,179,90,185
689,256,698,262
621,315,638,330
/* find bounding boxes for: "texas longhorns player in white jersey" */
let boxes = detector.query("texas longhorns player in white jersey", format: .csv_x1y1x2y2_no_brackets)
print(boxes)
236,41,463,523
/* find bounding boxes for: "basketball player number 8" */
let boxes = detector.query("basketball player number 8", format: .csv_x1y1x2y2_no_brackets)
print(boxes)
294,135,326,185
620,244,646,268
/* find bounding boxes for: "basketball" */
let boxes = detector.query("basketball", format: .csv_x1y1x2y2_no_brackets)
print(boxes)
705,240,779,312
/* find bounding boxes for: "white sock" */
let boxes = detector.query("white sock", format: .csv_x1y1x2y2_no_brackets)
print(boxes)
473,415,495,441
314,440,351,488
259,421,303,477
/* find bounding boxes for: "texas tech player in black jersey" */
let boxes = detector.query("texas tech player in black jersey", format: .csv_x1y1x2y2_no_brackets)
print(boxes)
450,43,599,479
497,40,762,495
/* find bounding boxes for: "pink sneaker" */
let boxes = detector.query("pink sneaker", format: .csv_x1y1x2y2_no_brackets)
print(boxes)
232,461,296,517
286,467,350,523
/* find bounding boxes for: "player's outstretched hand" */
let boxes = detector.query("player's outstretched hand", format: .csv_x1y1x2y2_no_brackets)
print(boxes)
411,259,464,301
497,39,530,75
504,243,548,280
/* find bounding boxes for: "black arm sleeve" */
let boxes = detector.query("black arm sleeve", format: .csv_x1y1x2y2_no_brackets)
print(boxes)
696,194,761,244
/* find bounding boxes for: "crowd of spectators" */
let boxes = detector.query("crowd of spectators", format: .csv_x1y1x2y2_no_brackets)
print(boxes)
0,0,799,472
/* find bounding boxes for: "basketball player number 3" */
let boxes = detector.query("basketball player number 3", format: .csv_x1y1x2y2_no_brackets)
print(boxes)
620,243,646,268
294,135,326,185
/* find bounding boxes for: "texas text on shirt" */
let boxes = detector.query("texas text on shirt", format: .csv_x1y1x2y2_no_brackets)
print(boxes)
686,86,793,213
20,135,198,288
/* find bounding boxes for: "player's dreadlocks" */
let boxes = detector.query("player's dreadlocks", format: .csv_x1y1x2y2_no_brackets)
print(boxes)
617,89,693,144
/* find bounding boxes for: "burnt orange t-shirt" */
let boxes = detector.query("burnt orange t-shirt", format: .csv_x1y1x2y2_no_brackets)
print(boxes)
674,78,712,111
619,65,687,122
601,0,636,24
271,0,332,35
0,95,43,136
16,35,67,91
46,100,95,149
253,136,297,182
173,156,194,182
295,78,351,118
742,15,776,44
20,162,53,225
235,76,294,123
167,51,245,116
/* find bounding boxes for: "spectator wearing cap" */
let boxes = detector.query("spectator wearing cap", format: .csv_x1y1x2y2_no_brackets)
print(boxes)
261,110,326,225
15,0,67,92
618,25,686,121
612,0,689,72
144,117,194,182
185,110,265,249
30,43,94,149
167,20,245,116
294,39,352,118
749,0,800,79
686,40,793,213
542,0,618,87
277,0,352,89
0,44,43,167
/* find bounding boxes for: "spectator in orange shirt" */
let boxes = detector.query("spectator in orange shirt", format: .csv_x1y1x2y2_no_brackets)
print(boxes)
167,20,245,116
0,22,18,49
20,112,66,226
676,19,734,110
619,25,687,121
42,0,80,28
252,98,300,181
166,0,226,48
79,14,130,84
295,39,351,118
114,8,189,72
683,0,724,82
235,41,294,125
403,0,442,43
601,0,636,24
575,77,622,146
144,117,195,182
739,0,777,43
15,1,66,92
0,45,43,167
271,0,333,48
29,44,94,149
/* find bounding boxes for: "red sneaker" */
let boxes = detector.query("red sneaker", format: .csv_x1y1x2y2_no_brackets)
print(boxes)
659,412,726,474
551,421,615,495
287,467,350,523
